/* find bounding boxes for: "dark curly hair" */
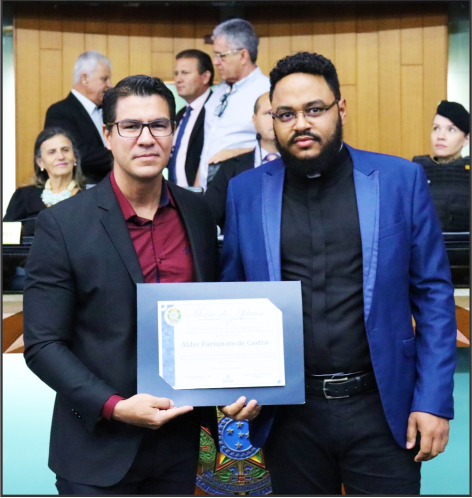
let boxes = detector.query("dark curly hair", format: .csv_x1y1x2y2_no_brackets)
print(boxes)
103,75,176,131
269,52,341,102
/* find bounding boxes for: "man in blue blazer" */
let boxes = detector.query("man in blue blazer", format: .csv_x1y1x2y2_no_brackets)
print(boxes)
220,53,456,494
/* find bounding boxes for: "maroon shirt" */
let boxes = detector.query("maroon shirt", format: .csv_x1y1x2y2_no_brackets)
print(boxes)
102,172,195,418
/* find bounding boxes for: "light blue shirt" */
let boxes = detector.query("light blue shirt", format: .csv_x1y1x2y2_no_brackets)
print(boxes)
199,67,270,189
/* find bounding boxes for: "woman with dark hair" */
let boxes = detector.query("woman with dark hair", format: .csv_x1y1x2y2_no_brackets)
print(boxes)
4,127,86,222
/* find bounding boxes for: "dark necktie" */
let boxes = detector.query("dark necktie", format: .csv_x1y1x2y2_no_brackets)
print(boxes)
167,105,192,183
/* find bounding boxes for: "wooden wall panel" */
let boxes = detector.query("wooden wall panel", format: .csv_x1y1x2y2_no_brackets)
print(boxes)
342,84,358,146
356,17,379,152
291,21,313,54
268,18,291,70
129,20,152,76
312,5,335,61
62,20,85,97
251,19,270,79
39,17,62,50
15,13,41,187
107,19,130,86
39,49,63,120
401,65,424,159
152,52,174,81
13,2,449,189
401,8,423,65
152,16,174,54
378,14,402,156
423,11,448,153
84,16,108,54
173,21,196,56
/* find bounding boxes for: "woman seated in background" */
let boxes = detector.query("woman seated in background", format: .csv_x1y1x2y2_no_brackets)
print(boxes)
3,127,86,222
413,100,470,232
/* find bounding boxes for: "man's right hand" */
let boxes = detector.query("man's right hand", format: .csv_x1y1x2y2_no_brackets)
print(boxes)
111,393,193,430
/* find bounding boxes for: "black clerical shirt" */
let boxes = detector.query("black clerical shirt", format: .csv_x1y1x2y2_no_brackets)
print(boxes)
281,146,373,375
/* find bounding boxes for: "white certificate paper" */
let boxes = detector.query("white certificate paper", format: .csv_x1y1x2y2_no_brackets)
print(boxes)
158,298,285,390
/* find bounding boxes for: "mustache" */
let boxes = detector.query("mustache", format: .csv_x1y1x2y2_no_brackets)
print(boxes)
289,131,322,146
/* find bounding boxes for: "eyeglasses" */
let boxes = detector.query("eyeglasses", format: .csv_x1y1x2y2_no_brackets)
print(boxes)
214,92,231,117
272,100,339,125
107,119,175,138
213,48,244,61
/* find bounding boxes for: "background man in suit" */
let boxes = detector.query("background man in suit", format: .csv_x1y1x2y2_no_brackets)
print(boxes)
24,75,218,495
168,49,214,187
205,92,279,228
220,52,456,494
44,51,113,184
198,18,270,190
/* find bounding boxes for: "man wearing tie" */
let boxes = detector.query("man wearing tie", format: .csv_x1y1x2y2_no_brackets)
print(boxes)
168,50,214,187
205,92,278,228
44,51,113,184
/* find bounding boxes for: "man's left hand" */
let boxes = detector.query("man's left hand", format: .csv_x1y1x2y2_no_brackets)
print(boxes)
220,396,261,421
406,411,450,462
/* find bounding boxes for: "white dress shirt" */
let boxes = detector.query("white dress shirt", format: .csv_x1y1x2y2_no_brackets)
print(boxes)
174,88,211,187
71,89,106,145
199,67,270,189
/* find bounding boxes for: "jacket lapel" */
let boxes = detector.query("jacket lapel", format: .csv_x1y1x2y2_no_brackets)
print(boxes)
187,90,212,150
96,178,145,284
347,145,379,323
262,159,285,281
167,182,205,282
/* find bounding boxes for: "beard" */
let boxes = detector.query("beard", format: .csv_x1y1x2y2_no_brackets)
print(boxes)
275,116,344,178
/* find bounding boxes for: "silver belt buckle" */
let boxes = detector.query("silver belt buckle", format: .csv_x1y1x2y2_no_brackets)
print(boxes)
323,377,349,399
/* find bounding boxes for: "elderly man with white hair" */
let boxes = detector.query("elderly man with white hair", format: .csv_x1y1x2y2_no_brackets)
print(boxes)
45,51,113,183
197,18,270,189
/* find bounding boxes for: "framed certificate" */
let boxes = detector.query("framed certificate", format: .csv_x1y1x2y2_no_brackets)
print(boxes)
137,281,304,406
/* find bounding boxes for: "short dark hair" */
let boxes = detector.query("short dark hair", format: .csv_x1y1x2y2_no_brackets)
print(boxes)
103,75,176,130
176,49,215,87
269,52,341,102
33,127,86,189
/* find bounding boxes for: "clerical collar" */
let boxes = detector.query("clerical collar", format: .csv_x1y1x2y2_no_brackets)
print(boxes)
285,144,351,188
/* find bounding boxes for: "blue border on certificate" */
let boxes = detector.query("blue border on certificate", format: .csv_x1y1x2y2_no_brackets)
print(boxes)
137,281,304,407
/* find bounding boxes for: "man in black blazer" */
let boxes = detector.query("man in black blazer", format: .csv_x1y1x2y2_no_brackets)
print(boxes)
24,75,219,495
168,50,214,187
44,51,113,184
205,92,279,228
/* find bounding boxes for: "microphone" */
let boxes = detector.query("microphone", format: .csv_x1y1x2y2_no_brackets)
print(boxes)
256,133,263,165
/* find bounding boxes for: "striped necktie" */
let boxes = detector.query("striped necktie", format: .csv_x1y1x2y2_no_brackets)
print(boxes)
167,106,192,183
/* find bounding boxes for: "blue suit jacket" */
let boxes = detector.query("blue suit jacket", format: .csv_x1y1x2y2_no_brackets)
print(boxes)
221,144,457,449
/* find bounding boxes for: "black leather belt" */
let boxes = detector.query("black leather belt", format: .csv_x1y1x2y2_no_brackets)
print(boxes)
306,372,377,399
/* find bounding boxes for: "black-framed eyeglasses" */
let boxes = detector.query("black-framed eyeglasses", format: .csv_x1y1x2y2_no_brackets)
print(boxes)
107,119,176,138
272,100,339,125
214,92,231,117
213,48,244,60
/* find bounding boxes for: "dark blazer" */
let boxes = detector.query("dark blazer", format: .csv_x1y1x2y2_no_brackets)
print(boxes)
44,92,113,183
175,91,212,186
3,185,46,222
205,150,255,228
23,176,219,486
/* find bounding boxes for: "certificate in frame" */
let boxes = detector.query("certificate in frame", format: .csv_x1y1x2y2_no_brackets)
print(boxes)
137,281,304,406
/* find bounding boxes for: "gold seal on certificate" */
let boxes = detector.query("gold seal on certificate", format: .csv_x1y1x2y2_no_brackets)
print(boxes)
158,298,285,390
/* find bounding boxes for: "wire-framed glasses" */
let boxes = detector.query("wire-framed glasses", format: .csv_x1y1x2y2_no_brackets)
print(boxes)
213,48,244,60
214,92,231,117
272,100,339,125
107,119,175,138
